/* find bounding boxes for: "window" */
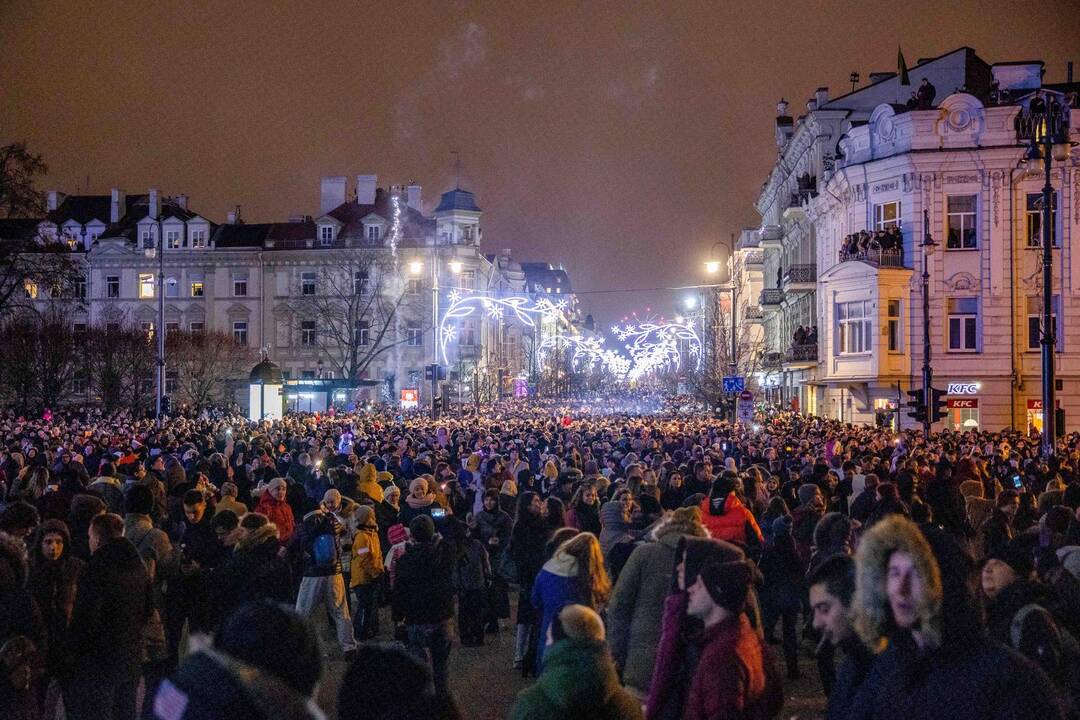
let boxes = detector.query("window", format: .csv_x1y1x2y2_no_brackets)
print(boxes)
463,226,474,242
406,322,423,347
165,370,179,396
459,269,476,290
189,321,204,334
319,226,334,246
836,300,872,355
73,275,87,299
141,321,154,337
1026,296,1062,351
191,229,207,248
105,322,121,334
300,370,316,380
873,201,901,230
366,225,380,244
191,281,204,297
887,299,902,352
301,272,317,296
354,270,370,295
947,298,979,352
232,321,248,345
1026,192,1058,247
166,278,179,298
73,322,87,335
946,195,978,249
141,227,155,249
166,229,182,250
356,320,370,346
71,371,89,395
233,275,248,297
23,280,38,299
139,273,155,299
106,276,120,298
300,320,317,346
460,318,477,346
165,321,180,334
407,278,422,295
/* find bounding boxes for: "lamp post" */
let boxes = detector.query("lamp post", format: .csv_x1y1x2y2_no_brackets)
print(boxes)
920,209,937,437
1023,98,1073,459
705,233,738,419
144,215,166,428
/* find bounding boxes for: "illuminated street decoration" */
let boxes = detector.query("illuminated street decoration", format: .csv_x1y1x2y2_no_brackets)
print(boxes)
537,334,629,377
613,319,702,380
438,293,566,366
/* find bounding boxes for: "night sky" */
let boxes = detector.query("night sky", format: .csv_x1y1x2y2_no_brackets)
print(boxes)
2,1,1077,323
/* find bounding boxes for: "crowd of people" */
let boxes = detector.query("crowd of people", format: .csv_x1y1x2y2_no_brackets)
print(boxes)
839,226,904,263
0,401,1079,719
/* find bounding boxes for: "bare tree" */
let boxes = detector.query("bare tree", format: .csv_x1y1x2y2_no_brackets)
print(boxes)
87,314,156,412
167,329,255,410
288,250,426,381
0,305,81,412
0,142,47,218
685,303,767,411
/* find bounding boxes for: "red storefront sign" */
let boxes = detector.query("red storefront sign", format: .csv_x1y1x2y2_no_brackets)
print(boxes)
947,398,978,409
1027,399,1061,410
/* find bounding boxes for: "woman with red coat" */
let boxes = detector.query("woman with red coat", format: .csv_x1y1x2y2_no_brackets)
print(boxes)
255,477,296,544
699,474,763,560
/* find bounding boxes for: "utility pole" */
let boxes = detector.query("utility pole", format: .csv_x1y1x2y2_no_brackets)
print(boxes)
1039,113,1057,458
920,209,936,437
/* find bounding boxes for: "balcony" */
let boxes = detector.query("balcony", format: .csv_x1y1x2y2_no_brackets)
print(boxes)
782,263,816,291
783,343,818,367
838,248,906,268
742,306,763,323
763,351,783,368
1015,105,1070,145
743,250,764,267
759,288,784,306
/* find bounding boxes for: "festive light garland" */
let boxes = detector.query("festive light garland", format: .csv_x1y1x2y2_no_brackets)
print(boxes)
612,319,702,380
438,293,567,366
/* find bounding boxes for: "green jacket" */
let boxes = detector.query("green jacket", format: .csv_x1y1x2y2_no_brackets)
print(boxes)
510,637,643,720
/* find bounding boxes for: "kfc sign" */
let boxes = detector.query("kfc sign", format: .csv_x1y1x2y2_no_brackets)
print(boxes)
946,383,979,395
947,398,978,409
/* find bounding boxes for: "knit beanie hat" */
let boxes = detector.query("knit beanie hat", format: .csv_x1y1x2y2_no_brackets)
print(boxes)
698,559,753,613
798,483,820,506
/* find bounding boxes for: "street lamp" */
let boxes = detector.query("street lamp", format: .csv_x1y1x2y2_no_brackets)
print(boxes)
919,209,937,437
143,215,165,428
704,234,738,415
1022,98,1074,459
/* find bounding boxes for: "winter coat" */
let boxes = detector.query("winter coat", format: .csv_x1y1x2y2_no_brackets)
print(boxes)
979,508,1013,560
474,506,513,556
531,551,588,670
355,464,384,505
26,555,83,674
393,540,455,625
566,502,601,536
157,647,325,720
87,475,125,514
510,514,553,588
62,537,150,682
826,635,875,720
349,525,383,587
698,494,763,554
647,592,782,720
450,538,491,593
607,528,693,692
255,494,296,544
209,525,292,624
510,637,643,720
598,501,633,558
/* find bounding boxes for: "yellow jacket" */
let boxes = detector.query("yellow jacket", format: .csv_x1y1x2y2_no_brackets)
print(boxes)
350,526,383,587
356,463,384,504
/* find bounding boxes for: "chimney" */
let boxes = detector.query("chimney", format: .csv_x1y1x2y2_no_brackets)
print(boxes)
319,176,347,215
815,87,829,107
356,174,377,205
110,188,125,223
175,194,188,210
148,188,160,219
1068,61,1074,84
226,210,237,224
46,191,63,212
775,98,794,149
407,183,422,212
806,98,817,112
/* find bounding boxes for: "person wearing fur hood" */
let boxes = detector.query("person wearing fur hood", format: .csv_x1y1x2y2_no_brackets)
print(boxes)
850,515,1068,720
607,506,709,696
209,521,292,625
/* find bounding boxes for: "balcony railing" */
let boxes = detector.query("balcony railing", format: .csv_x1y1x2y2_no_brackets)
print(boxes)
1015,105,1071,145
782,264,817,286
743,250,764,266
784,343,818,364
742,306,763,320
763,351,783,368
760,288,784,306
839,248,906,268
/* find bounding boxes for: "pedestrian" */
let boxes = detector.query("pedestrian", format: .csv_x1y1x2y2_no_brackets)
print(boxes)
208,515,292,623
349,504,383,641
566,481,602,535
510,604,643,720
699,473,763,558
60,512,150,720
393,515,455,694
607,505,708,697
759,514,803,679
253,477,296,545
508,491,553,670
295,491,357,658
0,529,45,720
444,517,491,646
337,643,462,720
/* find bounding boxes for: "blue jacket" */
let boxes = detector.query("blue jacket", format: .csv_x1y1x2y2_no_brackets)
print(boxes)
531,551,587,671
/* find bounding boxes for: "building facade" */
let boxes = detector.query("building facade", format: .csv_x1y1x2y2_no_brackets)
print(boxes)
1,175,548,411
752,47,1079,432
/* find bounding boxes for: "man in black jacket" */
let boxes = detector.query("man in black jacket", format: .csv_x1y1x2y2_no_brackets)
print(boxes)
61,512,150,720
294,492,356,656
394,514,455,693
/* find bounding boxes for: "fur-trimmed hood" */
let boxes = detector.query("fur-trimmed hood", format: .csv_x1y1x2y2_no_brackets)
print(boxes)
853,515,943,651
651,506,709,542
236,524,280,556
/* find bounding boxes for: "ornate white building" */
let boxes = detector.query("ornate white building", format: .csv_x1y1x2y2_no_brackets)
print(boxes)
0,175,553,411
753,47,1079,432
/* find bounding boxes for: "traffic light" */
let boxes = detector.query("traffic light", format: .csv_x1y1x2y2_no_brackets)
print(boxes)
929,387,948,423
905,388,926,423
160,395,172,416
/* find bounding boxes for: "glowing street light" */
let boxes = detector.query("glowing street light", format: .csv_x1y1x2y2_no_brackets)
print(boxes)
408,260,423,275
684,296,697,310
704,260,721,274
448,260,463,274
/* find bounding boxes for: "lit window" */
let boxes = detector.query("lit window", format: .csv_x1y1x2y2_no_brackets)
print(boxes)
139,273,155,299
166,229,182,249
23,280,38,299
946,195,978,250
141,321,154,338
947,298,979,352
191,281,204,297
873,201,901,230
191,229,207,248
836,300,872,355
